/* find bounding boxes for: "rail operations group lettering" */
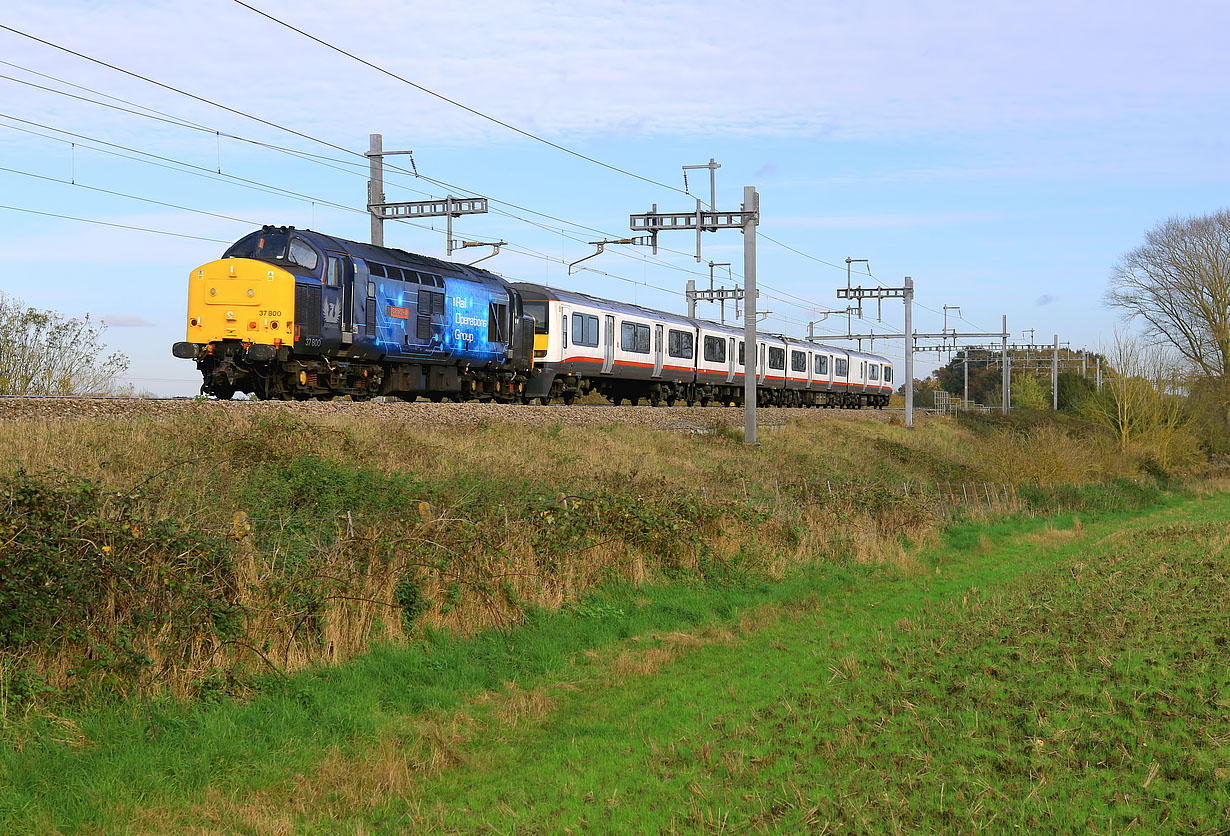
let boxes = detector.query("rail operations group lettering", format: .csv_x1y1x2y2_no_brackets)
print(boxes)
452,296,484,343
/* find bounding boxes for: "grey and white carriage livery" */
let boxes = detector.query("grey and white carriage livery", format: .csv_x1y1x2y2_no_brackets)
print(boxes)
515,283,893,408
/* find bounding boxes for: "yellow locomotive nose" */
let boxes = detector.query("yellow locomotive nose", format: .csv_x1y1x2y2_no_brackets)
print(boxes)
184,258,296,346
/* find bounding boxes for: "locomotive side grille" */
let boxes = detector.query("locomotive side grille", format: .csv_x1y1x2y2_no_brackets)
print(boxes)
365,298,377,337
295,283,322,339
417,313,432,341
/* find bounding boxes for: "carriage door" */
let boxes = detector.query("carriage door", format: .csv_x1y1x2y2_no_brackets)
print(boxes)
758,342,768,384
653,325,664,377
727,337,736,382
602,315,615,373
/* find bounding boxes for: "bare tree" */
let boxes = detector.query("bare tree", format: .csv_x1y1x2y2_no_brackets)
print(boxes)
1107,209,1230,379
0,293,130,396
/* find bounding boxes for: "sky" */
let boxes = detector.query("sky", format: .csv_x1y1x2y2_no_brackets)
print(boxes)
1,0,1228,396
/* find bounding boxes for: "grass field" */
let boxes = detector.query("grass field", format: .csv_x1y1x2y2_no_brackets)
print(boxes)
3,488,1227,834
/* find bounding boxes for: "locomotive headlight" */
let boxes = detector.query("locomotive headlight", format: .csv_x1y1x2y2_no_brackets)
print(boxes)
226,310,235,320
209,288,217,296
248,289,255,297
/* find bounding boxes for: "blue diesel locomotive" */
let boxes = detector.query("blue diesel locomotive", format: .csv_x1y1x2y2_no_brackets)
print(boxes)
172,227,536,401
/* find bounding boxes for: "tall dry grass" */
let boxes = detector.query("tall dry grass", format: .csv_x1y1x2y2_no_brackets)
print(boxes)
0,406,1176,702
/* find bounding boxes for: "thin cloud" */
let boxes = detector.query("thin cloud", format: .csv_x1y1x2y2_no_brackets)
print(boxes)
3,0,1227,146
772,212,996,230
101,314,156,327
1036,294,1056,306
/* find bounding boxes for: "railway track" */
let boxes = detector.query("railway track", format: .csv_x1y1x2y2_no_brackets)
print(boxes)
0,396,908,430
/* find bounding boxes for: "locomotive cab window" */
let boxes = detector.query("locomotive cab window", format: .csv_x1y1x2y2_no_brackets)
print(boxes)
768,347,785,370
225,230,287,261
703,335,726,364
325,255,344,287
791,350,807,372
289,238,319,271
668,329,694,359
523,301,549,335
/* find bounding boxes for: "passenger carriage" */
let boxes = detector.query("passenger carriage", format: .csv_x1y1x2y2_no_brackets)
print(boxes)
514,283,698,405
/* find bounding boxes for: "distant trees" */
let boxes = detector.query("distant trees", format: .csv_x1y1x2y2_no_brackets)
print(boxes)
897,377,940,408
933,350,1003,406
0,293,129,396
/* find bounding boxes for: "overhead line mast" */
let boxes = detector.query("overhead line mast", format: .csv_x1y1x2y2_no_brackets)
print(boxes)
631,171,761,444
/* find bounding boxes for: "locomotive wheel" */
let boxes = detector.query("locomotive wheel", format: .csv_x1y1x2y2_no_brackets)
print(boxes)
612,396,623,406
649,393,661,407
429,393,444,403
666,395,677,407
629,397,639,406
563,391,577,405
699,396,711,407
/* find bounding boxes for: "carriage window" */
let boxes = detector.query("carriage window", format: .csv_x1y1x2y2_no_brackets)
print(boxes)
768,347,785,370
738,341,745,365
668,329,694,359
869,364,879,380
562,314,568,349
791,350,807,372
835,358,848,376
571,314,598,347
816,355,828,374
368,263,387,278
884,365,892,383
703,335,726,363
621,322,650,354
